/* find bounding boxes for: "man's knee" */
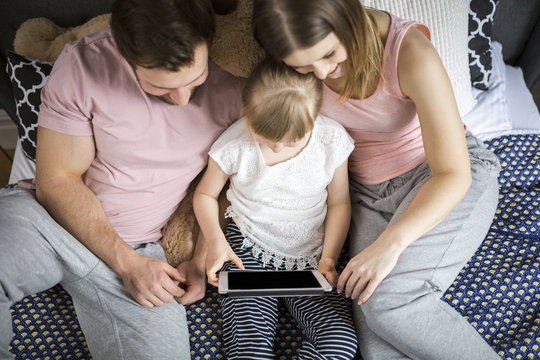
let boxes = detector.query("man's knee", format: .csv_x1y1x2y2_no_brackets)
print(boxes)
87,302,190,360
0,189,43,227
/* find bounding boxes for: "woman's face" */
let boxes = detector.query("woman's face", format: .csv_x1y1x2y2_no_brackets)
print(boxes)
283,32,348,80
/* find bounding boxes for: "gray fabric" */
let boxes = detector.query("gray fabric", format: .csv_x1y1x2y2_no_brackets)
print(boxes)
348,133,502,360
0,188,190,360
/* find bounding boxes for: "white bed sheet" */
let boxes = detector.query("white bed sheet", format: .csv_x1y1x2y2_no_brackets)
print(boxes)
8,140,35,185
463,41,540,140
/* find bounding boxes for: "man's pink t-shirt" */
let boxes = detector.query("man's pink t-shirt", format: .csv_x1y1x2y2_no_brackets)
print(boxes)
38,29,244,244
321,14,430,185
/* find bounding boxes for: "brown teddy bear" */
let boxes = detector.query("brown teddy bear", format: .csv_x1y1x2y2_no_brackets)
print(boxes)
13,0,262,267
13,0,263,76
14,14,112,63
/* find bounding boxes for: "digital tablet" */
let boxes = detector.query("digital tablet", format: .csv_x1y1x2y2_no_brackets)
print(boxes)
218,270,333,297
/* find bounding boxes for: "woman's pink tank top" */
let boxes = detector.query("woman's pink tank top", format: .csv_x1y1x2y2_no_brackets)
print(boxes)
321,13,430,185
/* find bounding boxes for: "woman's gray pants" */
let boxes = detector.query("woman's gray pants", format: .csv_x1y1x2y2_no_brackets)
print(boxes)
349,133,502,360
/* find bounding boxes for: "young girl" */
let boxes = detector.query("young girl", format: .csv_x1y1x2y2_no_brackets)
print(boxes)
252,1,501,359
193,58,358,359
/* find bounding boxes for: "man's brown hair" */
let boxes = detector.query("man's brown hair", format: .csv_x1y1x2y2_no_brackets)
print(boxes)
111,0,215,71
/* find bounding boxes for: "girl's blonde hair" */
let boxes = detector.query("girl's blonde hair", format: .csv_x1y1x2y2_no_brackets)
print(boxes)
242,58,322,142
253,0,384,101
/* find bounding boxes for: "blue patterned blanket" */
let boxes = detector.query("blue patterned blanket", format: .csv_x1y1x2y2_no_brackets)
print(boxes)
9,134,540,359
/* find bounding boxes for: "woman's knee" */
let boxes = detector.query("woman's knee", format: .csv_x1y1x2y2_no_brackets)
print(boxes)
358,290,411,337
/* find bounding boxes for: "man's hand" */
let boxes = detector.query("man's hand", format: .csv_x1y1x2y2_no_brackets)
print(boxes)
176,258,207,305
120,253,186,308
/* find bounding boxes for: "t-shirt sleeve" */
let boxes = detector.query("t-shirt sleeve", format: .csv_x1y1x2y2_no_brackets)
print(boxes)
209,141,241,176
208,118,247,175
38,44,93,136
319,116,354,170
331,126,355,169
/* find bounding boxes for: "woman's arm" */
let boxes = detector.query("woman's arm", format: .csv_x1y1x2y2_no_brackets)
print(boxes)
319,160,351,287
338,27,471,303
393,26,471,244
193,158,244,286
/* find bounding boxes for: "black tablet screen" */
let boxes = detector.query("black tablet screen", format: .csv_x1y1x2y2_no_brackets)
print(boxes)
228,270,320,290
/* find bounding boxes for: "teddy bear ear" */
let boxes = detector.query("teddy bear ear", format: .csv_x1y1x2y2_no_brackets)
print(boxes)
13,13,111,63
14,18,67,62
210,0,265,78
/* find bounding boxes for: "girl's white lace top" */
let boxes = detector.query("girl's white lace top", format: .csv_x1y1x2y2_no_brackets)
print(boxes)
209,115,354,270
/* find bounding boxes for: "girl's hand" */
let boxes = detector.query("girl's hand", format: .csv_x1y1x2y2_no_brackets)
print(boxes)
337,237,402,304
318,257,339,288
205,236,244,287
176,258,206,305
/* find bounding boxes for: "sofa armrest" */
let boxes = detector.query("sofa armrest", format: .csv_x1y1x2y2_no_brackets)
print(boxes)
492,0,540,90
0,57,17,125
517,20,540,89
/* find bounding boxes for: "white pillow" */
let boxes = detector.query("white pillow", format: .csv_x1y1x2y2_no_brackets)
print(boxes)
363,0,476,116
462,41,540,140
461,41,511,140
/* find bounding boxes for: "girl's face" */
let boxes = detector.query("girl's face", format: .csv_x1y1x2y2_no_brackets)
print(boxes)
250,129,312,154
283,32,348,80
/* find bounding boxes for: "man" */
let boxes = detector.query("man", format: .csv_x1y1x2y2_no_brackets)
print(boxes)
0,0,243,358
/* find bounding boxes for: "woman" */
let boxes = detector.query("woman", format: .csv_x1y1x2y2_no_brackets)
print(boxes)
252,0,501,359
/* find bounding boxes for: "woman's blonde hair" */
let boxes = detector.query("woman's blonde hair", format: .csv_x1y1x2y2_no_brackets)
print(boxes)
253,0,384,101
242,57,322,142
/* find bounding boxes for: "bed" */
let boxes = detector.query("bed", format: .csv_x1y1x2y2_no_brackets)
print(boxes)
1,0,539,359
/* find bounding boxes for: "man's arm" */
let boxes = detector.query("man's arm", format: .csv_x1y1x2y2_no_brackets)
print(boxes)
35,126,185,308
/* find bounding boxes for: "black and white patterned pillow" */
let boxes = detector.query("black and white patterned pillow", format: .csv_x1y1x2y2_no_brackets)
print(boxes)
468,0,499,90
6,51,53,162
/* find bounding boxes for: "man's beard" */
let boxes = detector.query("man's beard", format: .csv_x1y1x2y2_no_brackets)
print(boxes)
157,86,200,105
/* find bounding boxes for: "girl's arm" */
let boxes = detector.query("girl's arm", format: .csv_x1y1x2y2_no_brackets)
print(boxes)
319,160,351,287
193,158,244,286
338,26,471,304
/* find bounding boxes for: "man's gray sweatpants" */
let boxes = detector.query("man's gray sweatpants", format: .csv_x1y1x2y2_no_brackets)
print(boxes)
0,189,190,360
348,132,502,360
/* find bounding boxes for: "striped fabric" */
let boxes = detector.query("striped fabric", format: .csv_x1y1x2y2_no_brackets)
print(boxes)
220,222,359,359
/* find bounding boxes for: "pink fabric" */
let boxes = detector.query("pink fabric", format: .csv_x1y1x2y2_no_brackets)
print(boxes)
321,14,430,185
38,30,244,244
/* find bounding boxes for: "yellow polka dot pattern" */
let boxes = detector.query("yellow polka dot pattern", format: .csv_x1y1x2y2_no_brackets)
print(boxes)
443,135,540,360
8,134,540,359
8,285,90,359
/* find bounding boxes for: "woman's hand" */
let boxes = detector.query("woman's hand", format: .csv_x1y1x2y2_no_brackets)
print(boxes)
318,257,339,288
205,236,244,286
337,235,403,304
